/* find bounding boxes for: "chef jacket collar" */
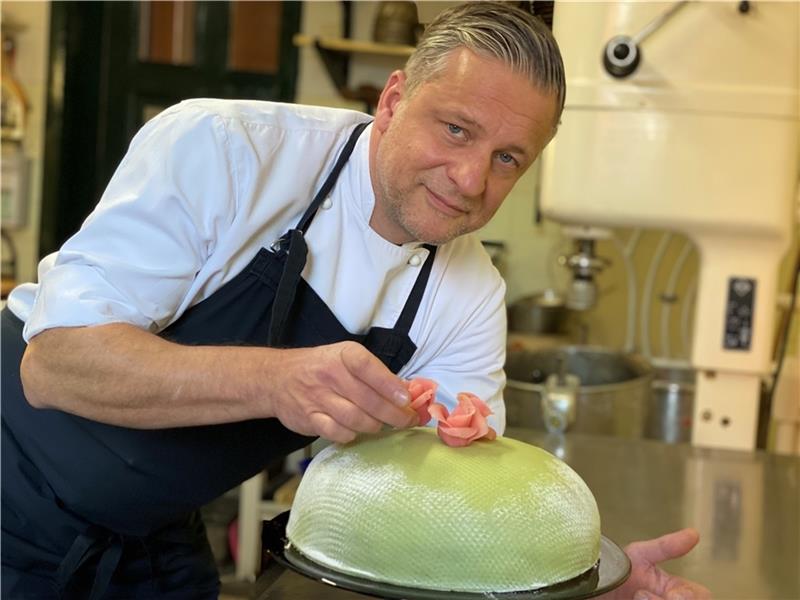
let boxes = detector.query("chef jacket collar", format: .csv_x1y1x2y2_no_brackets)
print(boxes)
350,123,430,254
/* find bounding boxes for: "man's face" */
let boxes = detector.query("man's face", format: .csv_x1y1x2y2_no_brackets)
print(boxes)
369,48,559,245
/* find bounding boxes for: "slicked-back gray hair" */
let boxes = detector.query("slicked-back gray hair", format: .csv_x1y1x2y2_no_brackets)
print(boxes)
404,2,565,130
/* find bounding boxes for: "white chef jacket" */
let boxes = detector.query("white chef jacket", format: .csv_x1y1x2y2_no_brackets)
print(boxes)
8,99,508,431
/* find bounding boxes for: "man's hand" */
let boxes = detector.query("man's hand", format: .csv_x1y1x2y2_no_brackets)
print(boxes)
263,341,417,444
22,325,416,435
601,529,711,600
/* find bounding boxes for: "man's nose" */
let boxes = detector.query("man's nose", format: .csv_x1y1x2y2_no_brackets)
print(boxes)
446,151,489,198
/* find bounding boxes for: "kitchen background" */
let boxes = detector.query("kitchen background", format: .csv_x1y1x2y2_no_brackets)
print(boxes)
3,1,798,356
2,2,798,596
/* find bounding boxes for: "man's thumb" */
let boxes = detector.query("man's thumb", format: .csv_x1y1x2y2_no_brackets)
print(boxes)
626,528,700,565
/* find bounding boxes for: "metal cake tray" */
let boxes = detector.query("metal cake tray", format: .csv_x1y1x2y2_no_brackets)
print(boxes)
262,511,630,600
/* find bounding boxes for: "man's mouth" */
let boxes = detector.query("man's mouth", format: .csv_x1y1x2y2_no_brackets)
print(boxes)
424,186,468,217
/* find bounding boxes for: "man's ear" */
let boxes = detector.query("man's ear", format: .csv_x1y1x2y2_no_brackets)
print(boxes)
373,70,406,133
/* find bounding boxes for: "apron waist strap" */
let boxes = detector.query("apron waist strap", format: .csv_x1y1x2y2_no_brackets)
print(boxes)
55,515,202,599
56,525,124,600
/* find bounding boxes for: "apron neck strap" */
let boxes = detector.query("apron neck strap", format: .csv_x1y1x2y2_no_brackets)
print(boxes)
393,244,437,335
295,120,371,235
269,120,369,346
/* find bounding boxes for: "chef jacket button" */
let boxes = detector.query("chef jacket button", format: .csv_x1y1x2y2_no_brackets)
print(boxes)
407,253,422,267
321,197,333,210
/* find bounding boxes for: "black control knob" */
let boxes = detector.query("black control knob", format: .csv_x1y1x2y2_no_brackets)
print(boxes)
603,35,641,78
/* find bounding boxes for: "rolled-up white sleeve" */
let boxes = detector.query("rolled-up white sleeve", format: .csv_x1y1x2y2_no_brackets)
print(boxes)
400,248,508,434
418,287,507,435
24,104,238,341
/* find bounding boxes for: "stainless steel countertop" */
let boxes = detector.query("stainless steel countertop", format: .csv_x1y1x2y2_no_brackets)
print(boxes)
257,430,800,599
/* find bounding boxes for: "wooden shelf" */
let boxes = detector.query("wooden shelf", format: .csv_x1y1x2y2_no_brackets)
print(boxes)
293,34,414,113
293,34,415,58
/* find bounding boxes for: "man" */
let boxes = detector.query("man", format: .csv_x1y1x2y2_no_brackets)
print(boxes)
2,2,709,598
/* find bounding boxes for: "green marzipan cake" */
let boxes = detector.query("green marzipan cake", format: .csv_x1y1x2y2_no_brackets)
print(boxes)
286,427,601,592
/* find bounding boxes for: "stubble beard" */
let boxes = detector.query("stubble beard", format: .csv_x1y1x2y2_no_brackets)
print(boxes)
377,178,472,246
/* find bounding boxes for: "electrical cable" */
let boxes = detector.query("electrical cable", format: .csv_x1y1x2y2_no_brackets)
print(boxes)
626,229,642,256
660,239,694,357
641,232,673,358
612,232,638,353
626,230,642,352
680,279,697,358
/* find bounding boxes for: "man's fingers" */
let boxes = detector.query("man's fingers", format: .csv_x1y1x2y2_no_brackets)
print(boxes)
339,342,410,407
665,582,712,600
308,412,357,445
323,394,384,434
626,529,700,566
616,531,708,600
342,377,418,429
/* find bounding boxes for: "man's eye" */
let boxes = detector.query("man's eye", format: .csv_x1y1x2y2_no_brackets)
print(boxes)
497,152,516,165
447,123,463,135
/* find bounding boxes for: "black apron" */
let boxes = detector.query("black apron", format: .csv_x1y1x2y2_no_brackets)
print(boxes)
1,121,437,599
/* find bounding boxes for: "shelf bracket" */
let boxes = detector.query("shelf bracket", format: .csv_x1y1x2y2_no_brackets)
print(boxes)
314,40,350,92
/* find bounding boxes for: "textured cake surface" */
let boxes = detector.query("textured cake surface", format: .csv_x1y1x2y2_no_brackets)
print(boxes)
286,428,601,592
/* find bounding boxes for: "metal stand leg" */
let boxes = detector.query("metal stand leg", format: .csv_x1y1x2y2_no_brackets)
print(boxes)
235,472,264,582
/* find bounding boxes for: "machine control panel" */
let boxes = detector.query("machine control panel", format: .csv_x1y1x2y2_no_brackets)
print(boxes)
723,277,756,350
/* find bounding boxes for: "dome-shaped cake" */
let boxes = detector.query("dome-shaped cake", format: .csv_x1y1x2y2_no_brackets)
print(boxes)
286,428,601,592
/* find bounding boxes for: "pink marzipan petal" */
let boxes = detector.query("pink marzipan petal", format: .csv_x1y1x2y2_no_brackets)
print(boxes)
409,390,434,426
408,378,438,398
407,378,438,426
407,381,497,448
437,430,473,447
434,393,496,447
437,426,479,439
427,402,450,422
457,392,493,417
445,412,474,428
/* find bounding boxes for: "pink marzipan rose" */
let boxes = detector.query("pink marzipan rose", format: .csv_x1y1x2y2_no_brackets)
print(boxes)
406,378,438,426
428,392,497,447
